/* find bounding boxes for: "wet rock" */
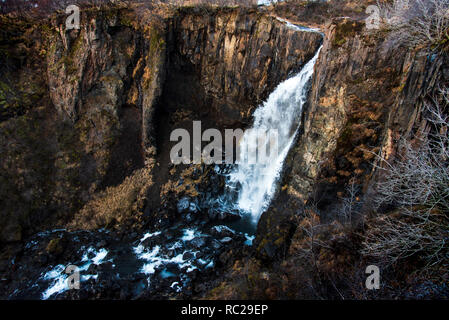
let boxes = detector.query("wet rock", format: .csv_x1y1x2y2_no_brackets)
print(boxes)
2,208,245,299
141,238,157,248
177,197,190,213
157,218,171,229
37,254,48,266
132,280,147,297
210,225,235,238
182,251,194,261
164,231,175,241
186,269,198,280
219,237,233,244
208,208,241,222
210,239,223,250
165,262,180,274
190,237,207,249
86,264,98,274
97,261,114,272
166,249,178,258
96,240,107,248
87,250,96,260
218,211,241,221
182,213,196,224
177,197,199,214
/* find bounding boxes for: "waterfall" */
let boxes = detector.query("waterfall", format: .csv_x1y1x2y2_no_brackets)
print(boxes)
226,44,322,224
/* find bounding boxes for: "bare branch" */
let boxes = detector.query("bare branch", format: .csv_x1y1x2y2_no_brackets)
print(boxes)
362,87,449,268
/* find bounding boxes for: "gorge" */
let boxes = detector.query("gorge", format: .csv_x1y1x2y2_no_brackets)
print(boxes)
0,1,448,300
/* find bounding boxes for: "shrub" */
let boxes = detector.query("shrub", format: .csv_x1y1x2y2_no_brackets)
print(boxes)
362,87,449,268
378,0,449,51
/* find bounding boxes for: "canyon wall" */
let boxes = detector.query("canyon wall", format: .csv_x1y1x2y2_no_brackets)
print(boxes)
3,4,444,260
166,8,322,126
254,18,447,260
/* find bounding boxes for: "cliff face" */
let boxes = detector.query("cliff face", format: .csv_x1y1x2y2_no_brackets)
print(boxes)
0,7,322,242
0,8,161,241
254,18,446,259
166,9,322,126
2,3,447,301
3,4,443,264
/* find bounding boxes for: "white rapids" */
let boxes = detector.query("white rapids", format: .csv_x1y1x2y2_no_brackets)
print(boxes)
226,43,322,224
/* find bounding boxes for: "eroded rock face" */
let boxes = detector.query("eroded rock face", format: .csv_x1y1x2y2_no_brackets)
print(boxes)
254,18,446,260
287,19,443,204
0,8,162,242
150,8,322,226
166,8,323,126
0,6,322,242
2,4,447,300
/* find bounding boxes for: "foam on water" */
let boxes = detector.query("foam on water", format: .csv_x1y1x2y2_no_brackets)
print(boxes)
42,276,67,300
91,248,108,265
258,0,283,5
171,281,182,293
133,228,213,289
181,229,197,241
140,231,162,242
41,247,110,300
276,17,322,33
244,234,255,246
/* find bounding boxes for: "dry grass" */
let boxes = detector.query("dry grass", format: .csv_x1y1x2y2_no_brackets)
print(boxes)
69,165,154,230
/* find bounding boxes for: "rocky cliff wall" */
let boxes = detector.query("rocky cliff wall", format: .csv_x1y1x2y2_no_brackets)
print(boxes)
166,8,322,126
254,18,447,260
0,6,322,242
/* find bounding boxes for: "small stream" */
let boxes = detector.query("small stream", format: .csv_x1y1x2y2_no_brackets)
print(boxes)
8,224,254,300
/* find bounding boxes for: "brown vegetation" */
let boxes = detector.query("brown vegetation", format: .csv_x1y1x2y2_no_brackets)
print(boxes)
69,165,154,230
377,0,449,52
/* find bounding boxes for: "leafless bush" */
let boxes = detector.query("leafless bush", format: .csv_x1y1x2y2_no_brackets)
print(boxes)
362,211,448,266
362,87,449,268
293,206,332,265
372,88,449,213
337,178,362,226
294,207,320,262
378,0,449,51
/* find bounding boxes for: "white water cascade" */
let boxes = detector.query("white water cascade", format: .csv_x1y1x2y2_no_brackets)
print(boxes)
226,44,322,224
